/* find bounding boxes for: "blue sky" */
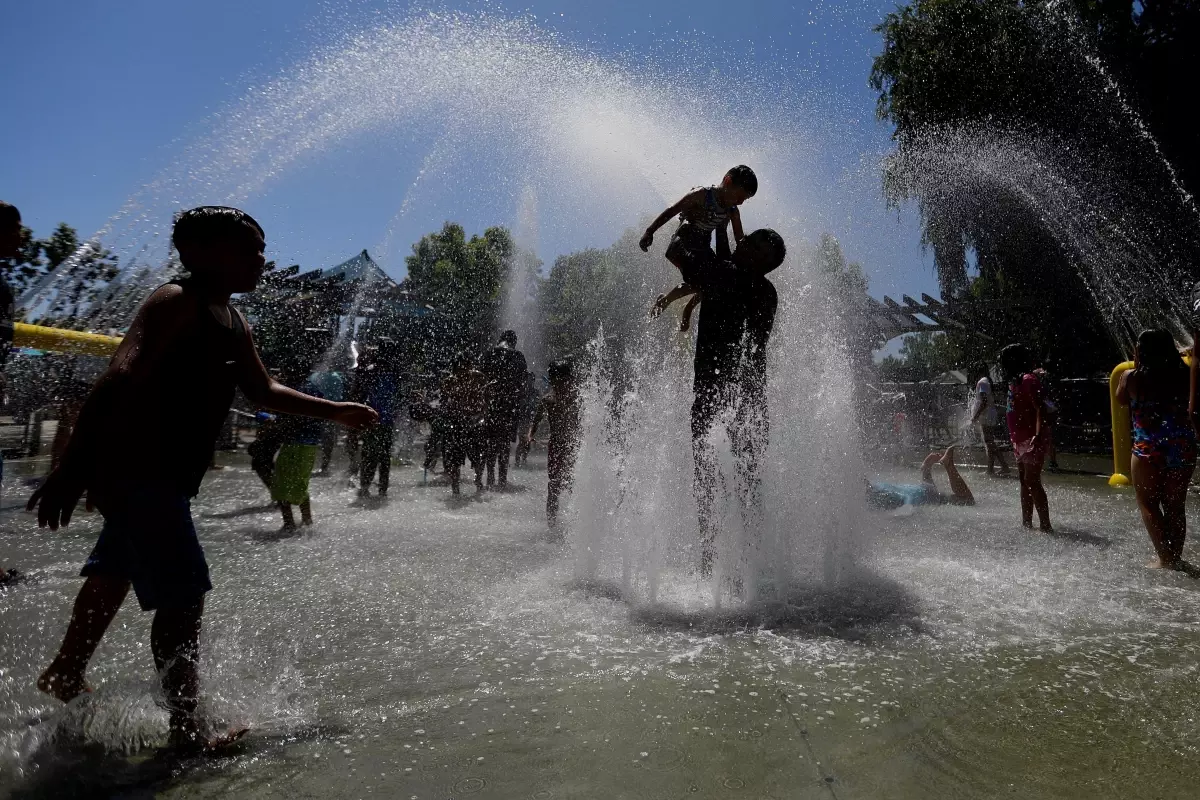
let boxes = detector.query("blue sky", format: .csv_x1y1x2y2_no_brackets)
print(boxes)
0,0,937,302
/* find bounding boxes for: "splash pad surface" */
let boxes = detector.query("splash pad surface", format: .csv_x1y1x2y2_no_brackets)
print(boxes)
4,460,1200,798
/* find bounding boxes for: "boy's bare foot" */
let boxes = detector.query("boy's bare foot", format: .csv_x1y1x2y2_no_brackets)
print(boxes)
37,667,94,703
1039,524,1054,533
938,446,956,467
1146,557,1180,569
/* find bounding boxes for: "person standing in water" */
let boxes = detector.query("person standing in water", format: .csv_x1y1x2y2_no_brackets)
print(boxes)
999,343,1053,532
0,201,25,586
969,363,1011,476
441,352,488,496
481,330,528,488
1118,329,1196,568
667,228,786,576
28,207,377,751
527,360,582,533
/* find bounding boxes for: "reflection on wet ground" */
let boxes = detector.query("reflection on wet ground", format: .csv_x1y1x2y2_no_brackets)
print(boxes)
4,460,1200,798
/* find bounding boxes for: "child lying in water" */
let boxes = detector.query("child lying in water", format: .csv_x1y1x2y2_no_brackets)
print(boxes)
866,446,975,512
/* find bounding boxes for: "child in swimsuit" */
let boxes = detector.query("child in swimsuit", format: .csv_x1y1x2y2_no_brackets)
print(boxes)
1000,343,1053,532
641,166,758,331
866,446,975,512
1116,329,1196,568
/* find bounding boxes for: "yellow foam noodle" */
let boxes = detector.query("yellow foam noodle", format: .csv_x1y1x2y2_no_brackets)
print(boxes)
12,322,123,358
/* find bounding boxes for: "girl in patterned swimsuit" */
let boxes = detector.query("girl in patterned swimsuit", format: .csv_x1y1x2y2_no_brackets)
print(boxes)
640,166,758,331
1116,329,1196,568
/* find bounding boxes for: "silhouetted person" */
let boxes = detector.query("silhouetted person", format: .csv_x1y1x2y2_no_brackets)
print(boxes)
1000,343,1053,532
357,341,402,498
481,330,528,487
668,228,786,577
310,361,347,475
1118,329,1195,568
442,352,487,496
0,200,24,586
969,362,1010,476
514,371,538,467
643,166,758,332
28,207,376,751
528,360,581,534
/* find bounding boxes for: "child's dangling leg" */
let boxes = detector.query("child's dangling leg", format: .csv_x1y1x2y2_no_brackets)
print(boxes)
680,293,701,332
279,502,296,530
300,499,312,526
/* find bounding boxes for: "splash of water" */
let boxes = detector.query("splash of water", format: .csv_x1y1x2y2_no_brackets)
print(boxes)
885,124,1200,352
20,11,866,605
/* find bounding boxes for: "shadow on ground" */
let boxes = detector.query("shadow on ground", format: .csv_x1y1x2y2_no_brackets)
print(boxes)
570,569,927,641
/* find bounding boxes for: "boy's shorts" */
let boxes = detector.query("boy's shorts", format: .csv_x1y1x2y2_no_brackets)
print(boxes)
271,444,318,505
81,484,211,611
665,224,717,271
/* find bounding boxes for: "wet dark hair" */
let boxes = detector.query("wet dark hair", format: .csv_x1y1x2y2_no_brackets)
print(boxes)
725,165,757,196
974,362,990,380
548,359,574,385
998,344,1033,383
171,206,264,259
1135,329,1186,377
0,201,20,227
744,228,786,273
499,329,517,346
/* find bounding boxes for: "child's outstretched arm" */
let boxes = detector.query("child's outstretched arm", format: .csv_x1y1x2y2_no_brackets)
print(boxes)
234,312,377,429
651,283,699,317
730,207,745,244
639,190,703,251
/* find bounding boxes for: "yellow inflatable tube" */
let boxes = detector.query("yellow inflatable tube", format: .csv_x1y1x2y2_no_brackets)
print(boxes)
1108,361,1135,486
11,322,123,358
1109,354,1195,487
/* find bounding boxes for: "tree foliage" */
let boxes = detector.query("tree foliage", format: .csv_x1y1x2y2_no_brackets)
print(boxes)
535,227,650,363
878,331,963,383
1,222,120,327
869,0,1199,372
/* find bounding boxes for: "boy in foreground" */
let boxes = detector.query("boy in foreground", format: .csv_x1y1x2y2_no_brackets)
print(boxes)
29,206,377,751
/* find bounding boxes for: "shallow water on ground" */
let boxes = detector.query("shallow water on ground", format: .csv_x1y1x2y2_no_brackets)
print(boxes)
3,458,1200,798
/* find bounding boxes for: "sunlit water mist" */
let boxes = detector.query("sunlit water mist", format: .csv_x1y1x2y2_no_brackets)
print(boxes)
886,125,1200,352
21,12,811,320
565,247,865,609
14,12,864,604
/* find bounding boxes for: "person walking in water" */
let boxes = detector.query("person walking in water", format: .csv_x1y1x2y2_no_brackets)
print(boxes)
1,201,26,586
664,227,786,576
28,207,377,751
1118,329,1196,569
999,343,1053,532
969,363,1011,476
642,166,758,332
441,352,488,496
527,360,582,533
481,330,528,488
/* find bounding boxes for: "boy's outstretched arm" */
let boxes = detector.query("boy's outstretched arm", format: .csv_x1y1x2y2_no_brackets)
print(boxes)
639,191,702,251
28,286,198,529
730,207,745,244
651,283,699,317
233,310,377,429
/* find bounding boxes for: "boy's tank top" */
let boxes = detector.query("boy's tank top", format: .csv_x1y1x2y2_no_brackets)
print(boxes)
139,281,246,496
680,187,733,234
